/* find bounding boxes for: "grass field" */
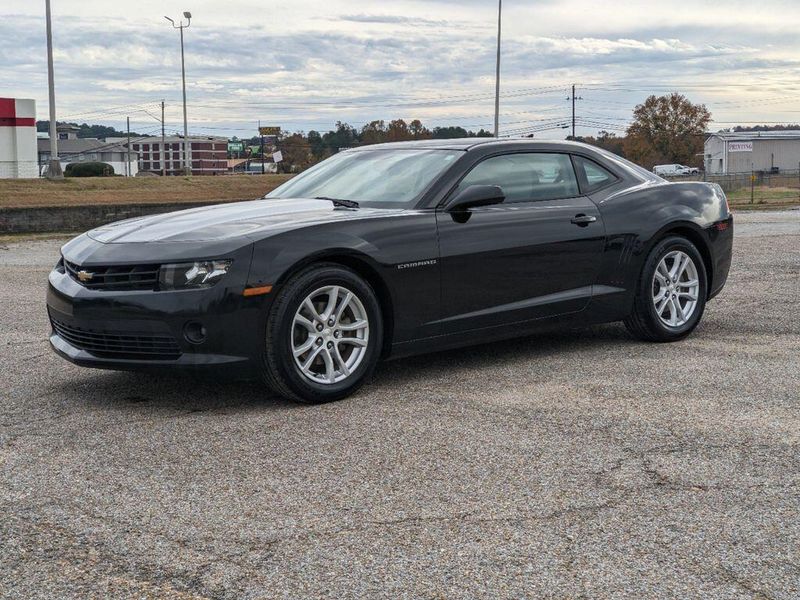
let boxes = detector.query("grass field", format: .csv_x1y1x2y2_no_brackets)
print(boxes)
1,175,797,211
0,175,292,209
726,186,800,209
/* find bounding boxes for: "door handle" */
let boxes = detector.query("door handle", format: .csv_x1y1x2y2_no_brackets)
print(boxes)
570,214,597,226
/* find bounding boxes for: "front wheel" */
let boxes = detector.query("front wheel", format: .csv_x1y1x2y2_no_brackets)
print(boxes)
624,236,708,342
261,263,383,403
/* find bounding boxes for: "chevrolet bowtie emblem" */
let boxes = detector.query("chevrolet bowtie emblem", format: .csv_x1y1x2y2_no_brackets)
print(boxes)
77,270,94,282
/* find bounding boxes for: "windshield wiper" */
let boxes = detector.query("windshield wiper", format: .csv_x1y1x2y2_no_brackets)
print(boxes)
314,196,360,209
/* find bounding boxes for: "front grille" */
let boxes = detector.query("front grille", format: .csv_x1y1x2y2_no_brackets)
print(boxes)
64,259,160,291
51,319,181,360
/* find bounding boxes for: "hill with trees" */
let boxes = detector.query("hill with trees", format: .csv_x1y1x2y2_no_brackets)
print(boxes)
35,121,145,138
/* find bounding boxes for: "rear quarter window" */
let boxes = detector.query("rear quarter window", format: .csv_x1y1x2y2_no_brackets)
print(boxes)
573,155,620,193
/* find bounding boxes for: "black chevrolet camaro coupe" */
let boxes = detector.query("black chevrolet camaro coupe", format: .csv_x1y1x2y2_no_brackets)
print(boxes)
47,139,733,402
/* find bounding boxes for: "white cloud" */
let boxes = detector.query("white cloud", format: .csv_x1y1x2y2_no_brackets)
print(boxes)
2,0,800,138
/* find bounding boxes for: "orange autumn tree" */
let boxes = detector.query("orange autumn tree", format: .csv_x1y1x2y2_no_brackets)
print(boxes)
623,93,711,169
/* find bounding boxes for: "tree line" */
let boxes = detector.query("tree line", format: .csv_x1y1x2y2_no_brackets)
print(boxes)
239,119,494,173
35,121,144,138
258,95,728,173
41,94,800,174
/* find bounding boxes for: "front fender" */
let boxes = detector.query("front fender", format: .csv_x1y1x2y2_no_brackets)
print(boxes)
248,231,384,290
244,212,441,343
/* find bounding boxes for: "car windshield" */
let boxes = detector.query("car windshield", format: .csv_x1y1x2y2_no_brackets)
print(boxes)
266,148,462,208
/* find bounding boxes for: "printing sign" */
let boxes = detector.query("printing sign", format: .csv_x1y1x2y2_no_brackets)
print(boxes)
728,141,753,152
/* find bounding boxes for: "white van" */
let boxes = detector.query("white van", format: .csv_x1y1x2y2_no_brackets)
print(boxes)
653,164,699,176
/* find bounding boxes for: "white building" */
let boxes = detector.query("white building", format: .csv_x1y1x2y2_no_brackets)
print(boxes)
37,125,138,176
0,98,38,178
704,131,800,174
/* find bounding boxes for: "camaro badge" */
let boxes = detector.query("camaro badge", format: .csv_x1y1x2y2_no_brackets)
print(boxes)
77,270,94,282
397,259,437,270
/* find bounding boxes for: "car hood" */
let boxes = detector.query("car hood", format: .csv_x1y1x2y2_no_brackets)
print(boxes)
86,198,404,243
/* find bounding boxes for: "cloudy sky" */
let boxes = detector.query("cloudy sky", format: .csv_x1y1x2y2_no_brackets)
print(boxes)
3,0,800,139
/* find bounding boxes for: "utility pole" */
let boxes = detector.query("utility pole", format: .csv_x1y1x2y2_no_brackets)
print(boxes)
161,100,166,176
259,120,265,174
44,0,63,179
569,84,582,140
493,0,502,138
165,12,192,176
126,116,131,177
571,84,576,139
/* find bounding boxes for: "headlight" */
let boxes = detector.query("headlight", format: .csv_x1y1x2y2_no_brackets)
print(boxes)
158,260,232,290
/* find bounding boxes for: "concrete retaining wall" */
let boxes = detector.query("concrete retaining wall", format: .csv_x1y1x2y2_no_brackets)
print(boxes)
0,200,235,234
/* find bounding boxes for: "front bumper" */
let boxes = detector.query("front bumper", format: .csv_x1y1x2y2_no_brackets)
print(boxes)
46,254,270,377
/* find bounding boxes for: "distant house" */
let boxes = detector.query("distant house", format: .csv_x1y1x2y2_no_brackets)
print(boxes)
56,123,81,141
240,160,278,174
705,131,800,174
37,126,138,176
227,158,249,173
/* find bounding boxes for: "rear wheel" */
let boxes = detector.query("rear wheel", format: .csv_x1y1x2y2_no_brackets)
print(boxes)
624,236,707,342
261,263,383,403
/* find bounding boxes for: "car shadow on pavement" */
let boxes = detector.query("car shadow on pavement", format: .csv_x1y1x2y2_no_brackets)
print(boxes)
56,369,280,414
371,322,634,388
54,323,635,411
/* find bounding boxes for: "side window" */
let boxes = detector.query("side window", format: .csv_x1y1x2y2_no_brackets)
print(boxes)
573,156,617,193
456,153,579,203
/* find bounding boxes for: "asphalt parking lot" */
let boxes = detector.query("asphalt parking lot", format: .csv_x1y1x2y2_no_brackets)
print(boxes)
2,210,799,599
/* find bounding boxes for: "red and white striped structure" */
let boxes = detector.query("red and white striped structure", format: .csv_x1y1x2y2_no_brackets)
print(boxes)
0,98,38,178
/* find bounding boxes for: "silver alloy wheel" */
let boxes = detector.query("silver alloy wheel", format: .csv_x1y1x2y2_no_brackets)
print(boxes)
291,285,370,385
652,250,700,328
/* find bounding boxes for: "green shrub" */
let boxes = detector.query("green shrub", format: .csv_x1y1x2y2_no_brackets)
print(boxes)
65,162,115,177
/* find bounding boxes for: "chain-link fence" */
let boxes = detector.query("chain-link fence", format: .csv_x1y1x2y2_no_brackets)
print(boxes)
665,170,800,206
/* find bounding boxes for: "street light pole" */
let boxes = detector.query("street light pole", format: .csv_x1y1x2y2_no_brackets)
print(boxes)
166,12,192,176
126,116,131,177
44,0,63,179
161,100,166,176
493,0,502,138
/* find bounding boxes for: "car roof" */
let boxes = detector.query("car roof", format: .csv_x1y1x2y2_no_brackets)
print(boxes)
345,138,662,183
346,138,599,152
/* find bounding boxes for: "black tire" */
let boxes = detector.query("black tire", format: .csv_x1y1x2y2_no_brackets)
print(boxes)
624,235,708,342
261,263,383,403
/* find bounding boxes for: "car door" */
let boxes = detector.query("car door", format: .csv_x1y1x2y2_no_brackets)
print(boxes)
434,152,606,334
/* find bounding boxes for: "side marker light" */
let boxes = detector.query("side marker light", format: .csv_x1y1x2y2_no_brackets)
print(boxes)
243,285,273,297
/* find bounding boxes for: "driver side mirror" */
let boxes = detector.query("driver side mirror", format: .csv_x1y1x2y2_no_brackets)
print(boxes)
446,185,505,213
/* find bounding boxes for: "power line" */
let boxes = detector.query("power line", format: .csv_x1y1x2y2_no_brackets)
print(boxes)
59,101,164,121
